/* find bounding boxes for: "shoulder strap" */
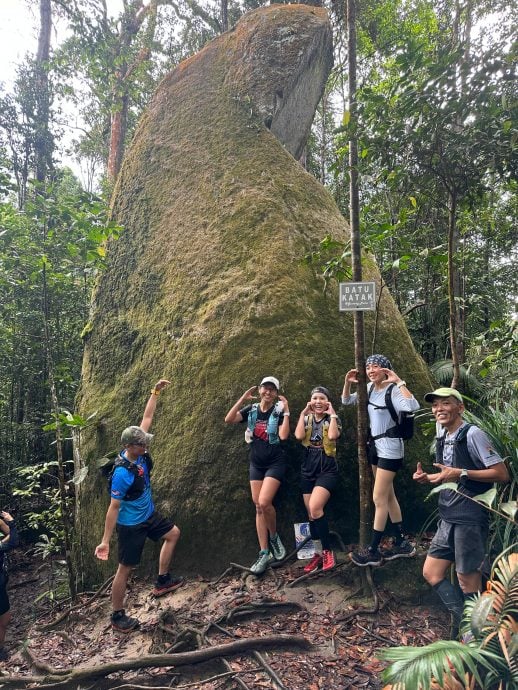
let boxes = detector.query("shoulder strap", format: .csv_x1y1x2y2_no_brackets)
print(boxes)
456,423,472,442
114,455,133,471
384,384,398,425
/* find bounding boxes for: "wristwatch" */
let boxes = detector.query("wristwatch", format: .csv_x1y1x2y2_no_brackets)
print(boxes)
459,468,469,479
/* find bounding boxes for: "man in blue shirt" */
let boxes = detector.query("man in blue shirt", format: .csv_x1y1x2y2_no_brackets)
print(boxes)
95,379,183,633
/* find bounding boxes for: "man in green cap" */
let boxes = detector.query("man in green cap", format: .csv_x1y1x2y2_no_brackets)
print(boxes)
413,387,509,634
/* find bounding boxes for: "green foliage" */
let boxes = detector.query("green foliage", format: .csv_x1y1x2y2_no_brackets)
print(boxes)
430,359,483,398
0,174,119,524
13,459,71,558
329,0,517,366
381,551,518,689
468,318,518,405
380,639,499,689
302,235,352,290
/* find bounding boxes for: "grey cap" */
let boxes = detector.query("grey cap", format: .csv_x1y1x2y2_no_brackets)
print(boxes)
120,425,154,446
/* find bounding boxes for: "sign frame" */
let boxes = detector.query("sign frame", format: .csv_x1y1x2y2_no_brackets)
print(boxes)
339,281,376,311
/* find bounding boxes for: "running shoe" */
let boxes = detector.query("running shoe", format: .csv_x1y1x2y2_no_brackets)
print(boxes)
152,574,185,597
350,546,383,567
111,611,140,633
250,549,273,574
303,553,323,573
322,549,336,571
381,539,416,561
269,533,287,561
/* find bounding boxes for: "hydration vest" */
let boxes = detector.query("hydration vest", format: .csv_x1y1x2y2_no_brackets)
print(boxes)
436,424,493,496
436,423,493,524
246,402,283,445
301,414,337,457
107,453,153,501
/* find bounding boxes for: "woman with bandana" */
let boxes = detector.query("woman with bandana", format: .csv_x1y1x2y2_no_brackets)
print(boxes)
295,387,341,573
342,355,419,566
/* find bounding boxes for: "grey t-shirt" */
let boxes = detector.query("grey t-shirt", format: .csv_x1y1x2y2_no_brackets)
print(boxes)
342,384,419,459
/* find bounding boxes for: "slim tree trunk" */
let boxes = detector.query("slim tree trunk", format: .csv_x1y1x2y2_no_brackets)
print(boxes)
447,191,462,389
347,0,371,546
42,259,77,600
221,0,228,32
35,0,53,183
107,1,158,183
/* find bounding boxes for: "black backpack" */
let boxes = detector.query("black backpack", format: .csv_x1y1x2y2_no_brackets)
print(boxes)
98,452,153,501
368,383,415,441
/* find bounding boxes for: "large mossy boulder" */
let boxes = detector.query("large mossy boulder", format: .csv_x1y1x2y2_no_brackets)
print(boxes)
76,4,432,583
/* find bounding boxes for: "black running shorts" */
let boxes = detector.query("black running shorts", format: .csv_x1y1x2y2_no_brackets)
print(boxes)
116,511,175,566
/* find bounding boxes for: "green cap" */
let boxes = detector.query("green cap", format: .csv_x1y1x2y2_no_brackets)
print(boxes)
424,387,463,403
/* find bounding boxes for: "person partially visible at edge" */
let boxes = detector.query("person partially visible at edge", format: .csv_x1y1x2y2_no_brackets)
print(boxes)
342,354,420,567
224,376,290,575
0,511,19,662
294,387,342,574
94,379,184,634
413,387,509,636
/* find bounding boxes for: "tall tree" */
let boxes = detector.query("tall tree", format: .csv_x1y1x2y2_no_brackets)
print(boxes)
347,0,372,546
34,0,54,183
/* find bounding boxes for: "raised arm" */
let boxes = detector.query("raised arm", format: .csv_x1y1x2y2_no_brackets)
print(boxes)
341,369,358,404
224,386,258,424
326,401,341,440
277,395,291,440
140,378,171,432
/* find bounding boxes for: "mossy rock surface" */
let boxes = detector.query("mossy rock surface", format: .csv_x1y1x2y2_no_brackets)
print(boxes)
76,4,433,583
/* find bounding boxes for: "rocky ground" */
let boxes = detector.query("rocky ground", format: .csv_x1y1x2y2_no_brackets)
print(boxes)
1,541,449,689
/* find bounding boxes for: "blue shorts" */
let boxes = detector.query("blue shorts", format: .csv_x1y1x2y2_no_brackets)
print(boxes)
428,520,488,575
116,511,175,566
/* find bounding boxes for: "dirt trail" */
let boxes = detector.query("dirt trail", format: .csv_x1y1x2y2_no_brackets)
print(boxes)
2,547,448,689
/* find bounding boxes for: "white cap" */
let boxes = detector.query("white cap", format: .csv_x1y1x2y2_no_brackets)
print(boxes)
259,376,280,390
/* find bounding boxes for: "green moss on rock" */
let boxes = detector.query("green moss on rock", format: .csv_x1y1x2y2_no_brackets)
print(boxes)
76,5,433,584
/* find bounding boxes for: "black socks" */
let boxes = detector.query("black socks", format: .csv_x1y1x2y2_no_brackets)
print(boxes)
312,515,331,551
369,529,384,552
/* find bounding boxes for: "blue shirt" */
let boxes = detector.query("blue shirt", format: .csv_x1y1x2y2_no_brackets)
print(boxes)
110,451,154,526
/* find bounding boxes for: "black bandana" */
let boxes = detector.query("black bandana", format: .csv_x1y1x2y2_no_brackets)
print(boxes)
365,354,392,370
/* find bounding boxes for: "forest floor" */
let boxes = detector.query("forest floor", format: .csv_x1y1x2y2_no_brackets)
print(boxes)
2,539,450,690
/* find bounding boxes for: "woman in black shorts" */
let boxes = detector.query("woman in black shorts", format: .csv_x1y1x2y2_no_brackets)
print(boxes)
295,387,341,573
342,354,419,567
225,376,290,575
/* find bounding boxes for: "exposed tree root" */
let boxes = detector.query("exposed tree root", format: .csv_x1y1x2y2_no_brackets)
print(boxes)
252,650,288,690
217,600,302,624
335,567,380,623
5,635,312,689
36,575,115,631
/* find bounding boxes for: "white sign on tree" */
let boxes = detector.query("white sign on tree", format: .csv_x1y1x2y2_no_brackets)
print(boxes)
339,282,376,311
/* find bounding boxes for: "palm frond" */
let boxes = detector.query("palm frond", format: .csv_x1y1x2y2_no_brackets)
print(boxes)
380,640,499,690
430,359,483,397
